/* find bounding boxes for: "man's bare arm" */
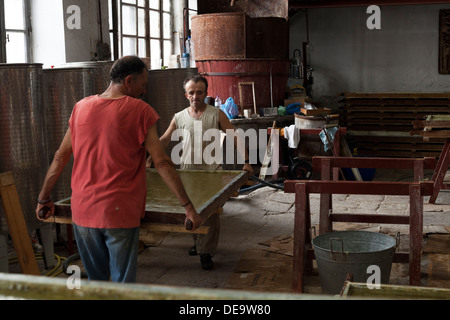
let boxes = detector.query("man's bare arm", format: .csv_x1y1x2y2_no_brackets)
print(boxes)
36,129,73,220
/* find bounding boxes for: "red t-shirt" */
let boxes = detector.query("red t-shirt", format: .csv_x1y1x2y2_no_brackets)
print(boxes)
68,95,159,228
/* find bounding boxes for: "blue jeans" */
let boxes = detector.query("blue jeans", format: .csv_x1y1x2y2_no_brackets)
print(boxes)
72,224,140,283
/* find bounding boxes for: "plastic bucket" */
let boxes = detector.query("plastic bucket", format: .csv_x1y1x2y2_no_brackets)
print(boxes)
312,231,397,294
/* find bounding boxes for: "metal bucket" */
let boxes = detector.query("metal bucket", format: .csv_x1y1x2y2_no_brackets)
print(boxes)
42,67,95,201
0,64,46,231
294,114,338,129
312,231,397,295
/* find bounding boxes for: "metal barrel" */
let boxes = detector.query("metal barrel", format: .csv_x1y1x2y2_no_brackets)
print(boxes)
196,59,289,113
42,67,95,202
312,230,397,294
192,13,289,114
192,12,247,61
58,61,114,94
143,68,198,137
191,13,289,61
0,64,46,231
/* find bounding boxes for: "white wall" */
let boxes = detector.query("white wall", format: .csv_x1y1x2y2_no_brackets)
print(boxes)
289,4,450,106
30,0,110,67
63,0,110,62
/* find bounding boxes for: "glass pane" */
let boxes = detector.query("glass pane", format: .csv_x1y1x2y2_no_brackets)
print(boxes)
138,0,145,7
123,37,137,56
163,40,171,67
189,0,198,11
122,0,136,4
150,39,161,69
163,0,171,11
122,5,137,35
110,33,115,57
188,0,198,27
6,32,27,63
150,10,160,38
4,0,25,30
138,38,146,57
163,12,171,39
138,8,146,37
109,0,113,29
149,0,159,10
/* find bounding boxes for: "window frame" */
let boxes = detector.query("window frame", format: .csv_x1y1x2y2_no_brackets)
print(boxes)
119,0,149,58
111,0,174,69
0,0,31,63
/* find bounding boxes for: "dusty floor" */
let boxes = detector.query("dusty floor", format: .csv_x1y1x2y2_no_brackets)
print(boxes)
136,168,450,296
6,169,450,298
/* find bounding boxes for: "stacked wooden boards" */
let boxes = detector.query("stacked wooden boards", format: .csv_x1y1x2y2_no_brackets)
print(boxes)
412,115,450,140
339,93,450,157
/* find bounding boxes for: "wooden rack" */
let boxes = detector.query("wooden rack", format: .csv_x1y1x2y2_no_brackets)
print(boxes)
340,93,450,158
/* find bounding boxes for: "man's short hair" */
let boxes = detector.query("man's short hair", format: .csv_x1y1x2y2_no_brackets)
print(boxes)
183,74,209,92
110,56,147,83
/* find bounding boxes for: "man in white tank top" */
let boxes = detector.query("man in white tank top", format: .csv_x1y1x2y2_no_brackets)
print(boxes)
154,74,253,270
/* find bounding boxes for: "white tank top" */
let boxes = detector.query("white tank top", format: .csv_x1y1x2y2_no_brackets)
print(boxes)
174,105,223,171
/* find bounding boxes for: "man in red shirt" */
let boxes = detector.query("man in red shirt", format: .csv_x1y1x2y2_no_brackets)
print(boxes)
36,56,201,282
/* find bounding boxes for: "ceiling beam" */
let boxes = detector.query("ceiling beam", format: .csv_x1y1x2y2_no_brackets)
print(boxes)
289,0,450,9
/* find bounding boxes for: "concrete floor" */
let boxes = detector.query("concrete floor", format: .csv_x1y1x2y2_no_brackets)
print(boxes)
6,169,450,298
132,169,450,295
136,185,297,289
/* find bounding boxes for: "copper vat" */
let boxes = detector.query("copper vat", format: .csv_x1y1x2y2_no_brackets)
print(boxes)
191,13,289,113
197,59,289,112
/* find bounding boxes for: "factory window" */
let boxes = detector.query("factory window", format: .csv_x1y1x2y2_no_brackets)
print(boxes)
110,0,174,69
0,0,31,63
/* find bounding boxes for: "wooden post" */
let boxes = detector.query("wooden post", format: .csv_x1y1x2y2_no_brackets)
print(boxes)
319,158,332,234
259,121,277,180
293,182,308,293
409,183,423,286
0,172,40,275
